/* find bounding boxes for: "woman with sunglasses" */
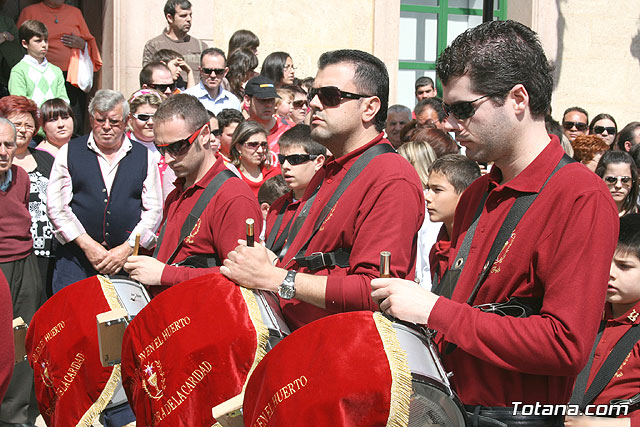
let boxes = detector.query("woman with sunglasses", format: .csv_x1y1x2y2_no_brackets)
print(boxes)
261,51,295,87
128,88,176,199
36,98,74,157
589,113,618,148
230,120,281,197
596,150,639,217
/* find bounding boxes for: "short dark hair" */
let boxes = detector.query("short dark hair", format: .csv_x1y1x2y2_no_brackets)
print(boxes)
317,49,389,132
140,61,171,86
280,84,306,97
617,214,640,260
595,150,639,215
589,113,617,135
618,122,640,151
19,20,47,44
629,142,640,169
436,20,553,119
278,124,327,157
41,98,74,124
261,51,291,86
154,93,209,133
217,108,244,131
562,106,589,124
228,29,260,56
429,154,481,194
545,114,563,141
200,47,226,65
152,49,184,64
164,0,191,17
258,175,288,205
414,97,446,122
415,76,434,90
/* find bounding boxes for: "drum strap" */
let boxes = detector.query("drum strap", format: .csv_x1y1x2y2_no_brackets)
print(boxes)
265,196,292,254
290,143,396,271
570,321,640,410
153,169,237,265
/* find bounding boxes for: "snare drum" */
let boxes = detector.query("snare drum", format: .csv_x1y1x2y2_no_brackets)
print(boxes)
390,319,468,426
252,290,290,350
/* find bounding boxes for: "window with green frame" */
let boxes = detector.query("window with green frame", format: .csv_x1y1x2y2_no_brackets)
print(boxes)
397,0,507,108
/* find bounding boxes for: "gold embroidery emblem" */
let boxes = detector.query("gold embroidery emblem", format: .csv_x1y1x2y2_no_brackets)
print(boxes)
184,219,201,244
614,351,632,378
40,360,54,388
490,231,516,274
628,309,639,322
319,204,337,232
141,361,166,400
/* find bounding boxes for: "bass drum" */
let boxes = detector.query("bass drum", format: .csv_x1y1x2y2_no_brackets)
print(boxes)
391,319,468,426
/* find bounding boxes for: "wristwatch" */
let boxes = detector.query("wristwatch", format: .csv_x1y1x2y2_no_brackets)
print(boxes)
278,270,297,300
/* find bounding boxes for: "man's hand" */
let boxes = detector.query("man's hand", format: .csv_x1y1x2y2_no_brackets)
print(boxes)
221,240,284,292
95,242,133,275
124,256,165,286
75,234,108,271
565,416,630,426
370,278,438,325
61,33,85,49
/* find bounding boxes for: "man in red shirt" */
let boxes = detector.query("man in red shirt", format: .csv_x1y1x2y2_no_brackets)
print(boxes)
221,49,425,330
125,94,261,293
371,20,618,425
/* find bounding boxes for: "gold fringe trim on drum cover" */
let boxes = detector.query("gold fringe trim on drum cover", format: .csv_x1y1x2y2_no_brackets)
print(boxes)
239,288,270,390
74,276,125,426
373,312,412,427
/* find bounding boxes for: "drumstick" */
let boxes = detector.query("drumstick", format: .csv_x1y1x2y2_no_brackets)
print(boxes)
133,233,140,256
379,251,391,278
246,218,255,247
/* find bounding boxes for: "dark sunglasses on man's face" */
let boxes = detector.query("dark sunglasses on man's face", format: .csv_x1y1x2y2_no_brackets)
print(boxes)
593,126,616,135
307,86,371,107
211,128,222,137
442,92,501,120
201,68,226,76
155,123,207,156
562,121,588,131
132,113,154,122
278,153,319,165
148,82,176,93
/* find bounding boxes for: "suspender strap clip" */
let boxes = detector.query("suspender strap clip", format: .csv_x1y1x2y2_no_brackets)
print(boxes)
294,248,350,272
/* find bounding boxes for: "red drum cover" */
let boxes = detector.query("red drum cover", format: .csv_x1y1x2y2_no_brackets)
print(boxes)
121,273,270,426
25,275,126,426
243,311,412,427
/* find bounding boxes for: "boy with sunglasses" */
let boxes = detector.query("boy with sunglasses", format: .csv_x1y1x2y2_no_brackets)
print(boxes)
562,106,589,143
265,124,326,258
371,20,618,426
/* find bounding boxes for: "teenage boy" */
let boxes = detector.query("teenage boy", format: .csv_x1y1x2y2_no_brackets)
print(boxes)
424,154,480,288
265,124,326,259
565,214,640,427
216,108,244,162
9,19,68,106
152,48,196,90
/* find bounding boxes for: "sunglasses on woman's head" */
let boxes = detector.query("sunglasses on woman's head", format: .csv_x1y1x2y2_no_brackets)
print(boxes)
307,86,371,107
155,123,207,156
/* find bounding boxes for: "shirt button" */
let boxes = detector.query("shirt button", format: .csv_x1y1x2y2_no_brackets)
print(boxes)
106,211,111,215
327,179,333,184
102,188,106,193
106,223,110,227
103,199,108,203
105,232,110,236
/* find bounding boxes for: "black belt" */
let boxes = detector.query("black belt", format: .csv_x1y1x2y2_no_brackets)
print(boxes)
465,406,564,427
293,248,350,272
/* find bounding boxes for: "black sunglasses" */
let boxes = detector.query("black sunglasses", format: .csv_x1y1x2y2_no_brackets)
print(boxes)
604,175,632,185
148,82,176,93
442,92,501,120
201,67,226,76
132,113,154,122
278,153,319,165
307,86,371,107
562,121,588,131
593,125,616,135
211,128,222,137
155,123,207,156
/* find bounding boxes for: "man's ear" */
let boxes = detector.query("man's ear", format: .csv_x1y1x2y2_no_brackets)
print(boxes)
361,96,381,127
166,13,174,25
313,154,325,171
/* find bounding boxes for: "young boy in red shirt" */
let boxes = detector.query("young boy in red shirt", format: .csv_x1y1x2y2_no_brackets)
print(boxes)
566,214,640,426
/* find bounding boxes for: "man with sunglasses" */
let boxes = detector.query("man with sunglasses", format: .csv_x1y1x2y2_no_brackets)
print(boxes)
139,61,176,97
221,49,425,330
125,94,261,293
370,21,618,426
561,106,589,143
48,89,163,291
183,47,241,115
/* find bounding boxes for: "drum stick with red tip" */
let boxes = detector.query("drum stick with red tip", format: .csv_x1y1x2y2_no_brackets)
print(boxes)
133,233,140,256
379,251,391,278
246,219,255,247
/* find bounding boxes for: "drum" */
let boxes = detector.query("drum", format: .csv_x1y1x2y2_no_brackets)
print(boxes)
252,290,290,350
390,318,468,426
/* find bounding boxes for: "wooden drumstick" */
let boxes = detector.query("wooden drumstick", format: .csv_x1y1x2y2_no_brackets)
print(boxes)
246,219,255,247
133,233,140,256
379,251,391,278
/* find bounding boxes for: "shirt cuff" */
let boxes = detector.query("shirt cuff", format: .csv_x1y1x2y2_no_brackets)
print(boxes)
324,274,378,314
53,221,86,245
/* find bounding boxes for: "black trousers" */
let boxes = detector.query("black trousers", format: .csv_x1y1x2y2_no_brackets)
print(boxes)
466,406,564,427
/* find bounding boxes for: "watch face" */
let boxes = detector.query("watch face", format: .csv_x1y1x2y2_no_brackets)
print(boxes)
279,285,295,300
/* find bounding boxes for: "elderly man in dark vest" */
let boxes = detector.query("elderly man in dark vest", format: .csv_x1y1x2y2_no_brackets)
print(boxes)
48,89,163,293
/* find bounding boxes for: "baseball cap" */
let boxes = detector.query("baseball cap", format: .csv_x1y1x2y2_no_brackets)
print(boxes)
244,76,280,99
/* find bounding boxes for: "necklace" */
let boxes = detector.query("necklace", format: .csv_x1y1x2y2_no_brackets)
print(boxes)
54,15,59,23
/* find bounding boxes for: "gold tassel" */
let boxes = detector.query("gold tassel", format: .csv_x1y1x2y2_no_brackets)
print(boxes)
239,288,270,390
373,312,412,427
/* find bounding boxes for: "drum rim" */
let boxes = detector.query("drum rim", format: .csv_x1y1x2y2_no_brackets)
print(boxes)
411,373,469,426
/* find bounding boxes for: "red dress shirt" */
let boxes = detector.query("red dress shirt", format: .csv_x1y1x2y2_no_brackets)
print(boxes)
156,157,262,290
276,133,425,330
588,302,640,425
428,139,619,406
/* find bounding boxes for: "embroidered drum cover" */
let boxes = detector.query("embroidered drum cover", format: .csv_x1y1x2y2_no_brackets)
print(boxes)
121,273,270,426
